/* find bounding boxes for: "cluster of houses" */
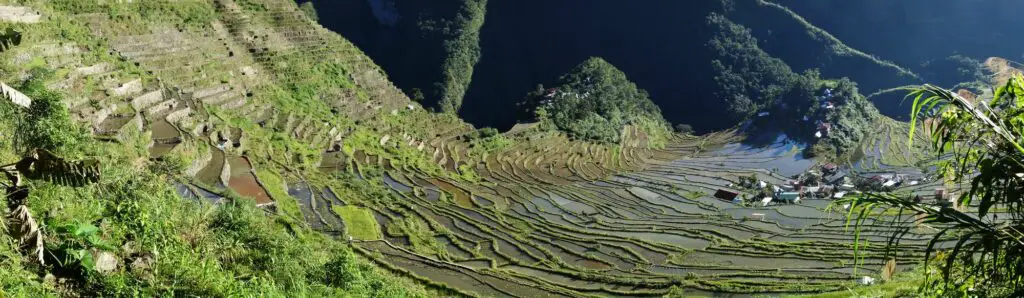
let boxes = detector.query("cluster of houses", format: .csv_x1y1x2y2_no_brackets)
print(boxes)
540,78,595,107
755,88,840,139
716,163,957,208
716,164,849,207
813,88,840,138
541,87,590,107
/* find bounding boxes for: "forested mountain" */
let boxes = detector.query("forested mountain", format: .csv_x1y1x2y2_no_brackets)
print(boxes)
308,0,1024,132
520,57,672,146
301,0,485,113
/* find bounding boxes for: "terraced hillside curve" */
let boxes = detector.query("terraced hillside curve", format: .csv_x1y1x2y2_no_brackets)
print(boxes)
0,1,949,297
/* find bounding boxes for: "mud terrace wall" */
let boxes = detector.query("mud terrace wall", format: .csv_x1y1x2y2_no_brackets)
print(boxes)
0,6,41,23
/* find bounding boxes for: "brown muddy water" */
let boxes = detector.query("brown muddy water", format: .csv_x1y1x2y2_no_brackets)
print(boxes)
227,156,273,205
149,119,180,158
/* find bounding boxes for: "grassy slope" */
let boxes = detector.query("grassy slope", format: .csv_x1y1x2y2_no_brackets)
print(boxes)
433,0,488,113
333,206,382,240
0,0,452,296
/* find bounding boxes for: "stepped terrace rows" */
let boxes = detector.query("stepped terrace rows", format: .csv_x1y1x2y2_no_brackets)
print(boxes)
295,133,946,296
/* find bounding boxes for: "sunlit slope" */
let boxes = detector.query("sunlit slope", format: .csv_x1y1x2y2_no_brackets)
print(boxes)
0,1,946,297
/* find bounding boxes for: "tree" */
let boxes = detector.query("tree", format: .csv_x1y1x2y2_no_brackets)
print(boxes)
842,74,1024,296
674,123,694,134
517,84,546,121
298,1,318,22
408,87,426,103
14,68,87,155
784,69,822,117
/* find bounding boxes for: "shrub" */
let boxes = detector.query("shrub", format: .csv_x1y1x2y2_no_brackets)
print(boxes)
674,124,694,134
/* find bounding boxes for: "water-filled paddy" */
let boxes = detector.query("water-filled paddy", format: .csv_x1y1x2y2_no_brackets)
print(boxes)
148,119,180,157
312,136,936,295
226,156,273,205
196,147,225,186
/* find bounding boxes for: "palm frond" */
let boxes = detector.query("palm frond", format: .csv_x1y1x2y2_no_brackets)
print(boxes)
7,205,43,265
847,75,1024,294
0,28,20,52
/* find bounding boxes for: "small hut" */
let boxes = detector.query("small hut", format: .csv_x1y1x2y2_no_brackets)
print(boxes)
714,189,739,202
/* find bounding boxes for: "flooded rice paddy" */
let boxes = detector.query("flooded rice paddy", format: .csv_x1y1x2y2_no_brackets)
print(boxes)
272,134,944,297
226,156,273,205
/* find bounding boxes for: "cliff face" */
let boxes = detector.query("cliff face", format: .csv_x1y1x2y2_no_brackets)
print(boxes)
311,0,1023,131
307,0,485,113
779,0,1024,67
736,0,1024,119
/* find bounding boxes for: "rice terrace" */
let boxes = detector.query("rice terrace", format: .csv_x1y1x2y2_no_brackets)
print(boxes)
0,0,1019,297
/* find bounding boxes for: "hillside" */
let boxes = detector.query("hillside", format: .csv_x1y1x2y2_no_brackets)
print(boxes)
708,14,889,160
312,0,1018,133
520,57,672,147
304,0,485,113
0,0,468,296
0,0,976,297
0,0,689,295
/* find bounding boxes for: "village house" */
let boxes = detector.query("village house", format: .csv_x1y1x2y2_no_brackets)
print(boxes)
544,88,558,98
778,192,801,204
714,189,739,202
934,188,957,208
816,121,832,137
821,164,839,176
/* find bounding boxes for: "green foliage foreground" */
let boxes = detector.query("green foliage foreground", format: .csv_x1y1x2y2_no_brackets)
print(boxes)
0,73,429,297
842,74,1024,297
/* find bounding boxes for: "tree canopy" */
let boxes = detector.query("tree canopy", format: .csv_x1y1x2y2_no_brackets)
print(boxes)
708,13,797,120
707,13,884,159
524,57,671,145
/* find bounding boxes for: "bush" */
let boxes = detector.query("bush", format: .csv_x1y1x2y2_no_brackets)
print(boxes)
674,124,694,134
298,1,318,22
478,127,499,138
14,68,88,155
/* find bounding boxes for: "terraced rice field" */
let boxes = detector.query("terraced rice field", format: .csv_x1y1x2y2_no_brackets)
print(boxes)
304,133,944,297
2,1,953,296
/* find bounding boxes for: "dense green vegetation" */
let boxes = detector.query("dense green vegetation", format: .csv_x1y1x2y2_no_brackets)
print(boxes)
846,74,1024,297
708,13,797,120
520,57,672,146
709,14,887,159
0,72,429,296
431,0,487,113
804,79,881,159
393,0,486,113
298,1,319,22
